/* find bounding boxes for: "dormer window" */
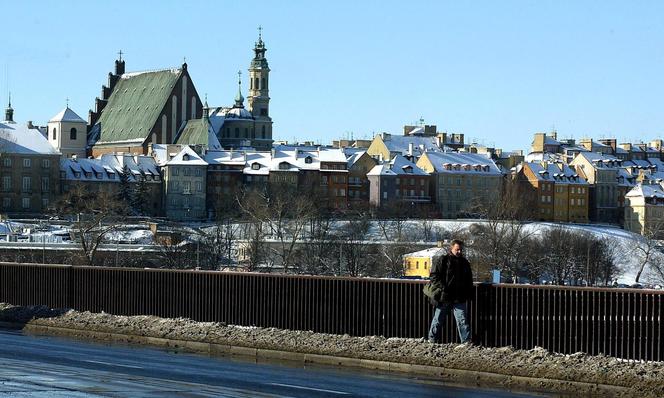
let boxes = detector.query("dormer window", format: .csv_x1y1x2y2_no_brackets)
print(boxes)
251,163,260,170
279,162,289,170
404,166,413,173
305,156,313,164
183,154,190,161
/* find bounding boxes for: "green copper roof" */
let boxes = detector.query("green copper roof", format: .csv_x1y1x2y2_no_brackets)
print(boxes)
92,68,182,145
175,118,208,146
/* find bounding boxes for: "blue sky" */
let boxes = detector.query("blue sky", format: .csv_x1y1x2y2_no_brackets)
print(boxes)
3,1,664,151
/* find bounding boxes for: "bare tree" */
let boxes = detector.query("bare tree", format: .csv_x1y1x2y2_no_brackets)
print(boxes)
375,243,411,278
338,215,374,277
53,183,126,266
634,219,664,282
469,177,536,282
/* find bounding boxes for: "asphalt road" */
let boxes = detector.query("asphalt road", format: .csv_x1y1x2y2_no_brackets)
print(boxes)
0,329,550,397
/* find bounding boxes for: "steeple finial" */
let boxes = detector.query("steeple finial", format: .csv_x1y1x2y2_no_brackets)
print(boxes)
66,97,69,108
258,25,263,42
234,70,244,107
203,93,210,121
5,91,14,123
117,50,123,62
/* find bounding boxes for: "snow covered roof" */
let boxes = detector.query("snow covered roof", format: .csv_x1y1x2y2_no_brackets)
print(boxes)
403,247,447,259
524,162,587,184
423,151,502,174
0,121,59,155
626,183,664,199
49,107,85,123
204,150,247,166
367,155,428,176
347,151,366,168
243,152,271,175
381,134,445,156
166,146,208,166
575,152,621,168
61,153,160,182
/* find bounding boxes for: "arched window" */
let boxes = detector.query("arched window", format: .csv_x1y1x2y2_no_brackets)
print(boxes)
161,114,167,143
52,128,57,140
70,128,77,140
181,76,188,121
254,77,259,90
191,96,197,119
234,128,239,138
244,128,248,137
261,125,266,139
261,78,266,90
171,95,178,141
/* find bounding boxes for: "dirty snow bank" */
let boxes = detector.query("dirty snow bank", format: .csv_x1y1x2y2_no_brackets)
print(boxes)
1,303,662,397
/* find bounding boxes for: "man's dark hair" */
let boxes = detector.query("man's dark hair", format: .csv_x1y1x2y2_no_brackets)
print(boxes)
450,239,464,248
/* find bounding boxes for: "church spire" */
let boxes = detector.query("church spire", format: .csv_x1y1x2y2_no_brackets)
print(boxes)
203,93,210,121
5,92,14,123
234,70,244,108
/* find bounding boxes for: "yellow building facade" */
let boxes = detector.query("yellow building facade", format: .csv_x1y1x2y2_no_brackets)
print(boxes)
403,247,447,278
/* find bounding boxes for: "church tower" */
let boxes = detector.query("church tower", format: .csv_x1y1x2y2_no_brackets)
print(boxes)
248,27,273,148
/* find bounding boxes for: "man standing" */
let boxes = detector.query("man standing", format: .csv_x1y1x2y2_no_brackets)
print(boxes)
427,239,473,344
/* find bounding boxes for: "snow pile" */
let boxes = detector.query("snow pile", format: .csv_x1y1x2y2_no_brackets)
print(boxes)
2,303,663,397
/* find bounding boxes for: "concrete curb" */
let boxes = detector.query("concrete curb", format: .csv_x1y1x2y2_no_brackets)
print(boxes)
18,322,633,397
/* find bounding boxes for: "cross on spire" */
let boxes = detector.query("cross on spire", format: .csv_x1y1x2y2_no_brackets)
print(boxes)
117,50,123,61
258,25,262,41
66,97,69,108
237,70,242,85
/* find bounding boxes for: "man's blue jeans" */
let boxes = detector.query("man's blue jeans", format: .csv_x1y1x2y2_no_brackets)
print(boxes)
428,301,471,343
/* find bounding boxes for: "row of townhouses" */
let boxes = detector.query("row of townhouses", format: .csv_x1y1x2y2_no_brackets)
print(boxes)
1,31,663,235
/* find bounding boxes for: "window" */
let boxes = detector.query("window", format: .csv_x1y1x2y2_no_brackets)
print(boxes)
70,128,77,140
235,128,240,138
52,128,57,140
2,176,10,191
42,159,51,168
2,158,11,167
41,177,49,192
195,168,202,177
23,158,31,168
41,198,49,209
196,181,202,192
251,163,260,170
279,162,289,170
261,125,266,138
305,156,312,164
183,181,191,194
339,189,346,197
22,176,31,192
22,197,30,209
172,167,179,176
2,198,10,208
382,191,387,199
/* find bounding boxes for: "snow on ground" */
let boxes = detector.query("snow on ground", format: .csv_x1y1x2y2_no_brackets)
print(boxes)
1,218,658,284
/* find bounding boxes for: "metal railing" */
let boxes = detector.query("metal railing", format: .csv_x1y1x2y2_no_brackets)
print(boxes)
0,262,661,361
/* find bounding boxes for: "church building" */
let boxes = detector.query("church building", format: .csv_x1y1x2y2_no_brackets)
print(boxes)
86,56,204,157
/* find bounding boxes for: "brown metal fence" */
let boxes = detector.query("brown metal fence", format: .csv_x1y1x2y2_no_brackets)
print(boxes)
1,262,662,361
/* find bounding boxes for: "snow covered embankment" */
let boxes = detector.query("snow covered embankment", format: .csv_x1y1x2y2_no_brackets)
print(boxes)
0,303,662,397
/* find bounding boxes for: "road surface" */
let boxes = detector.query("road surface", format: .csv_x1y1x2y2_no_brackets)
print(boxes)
0,329,550,397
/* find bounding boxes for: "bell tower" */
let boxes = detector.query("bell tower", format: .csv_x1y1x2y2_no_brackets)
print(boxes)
248,27,271,118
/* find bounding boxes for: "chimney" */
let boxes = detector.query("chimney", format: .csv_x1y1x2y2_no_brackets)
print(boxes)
26,121,34,129
408,142,414,157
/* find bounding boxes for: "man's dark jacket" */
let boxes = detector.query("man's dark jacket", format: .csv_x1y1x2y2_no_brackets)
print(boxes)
429,254,473,304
